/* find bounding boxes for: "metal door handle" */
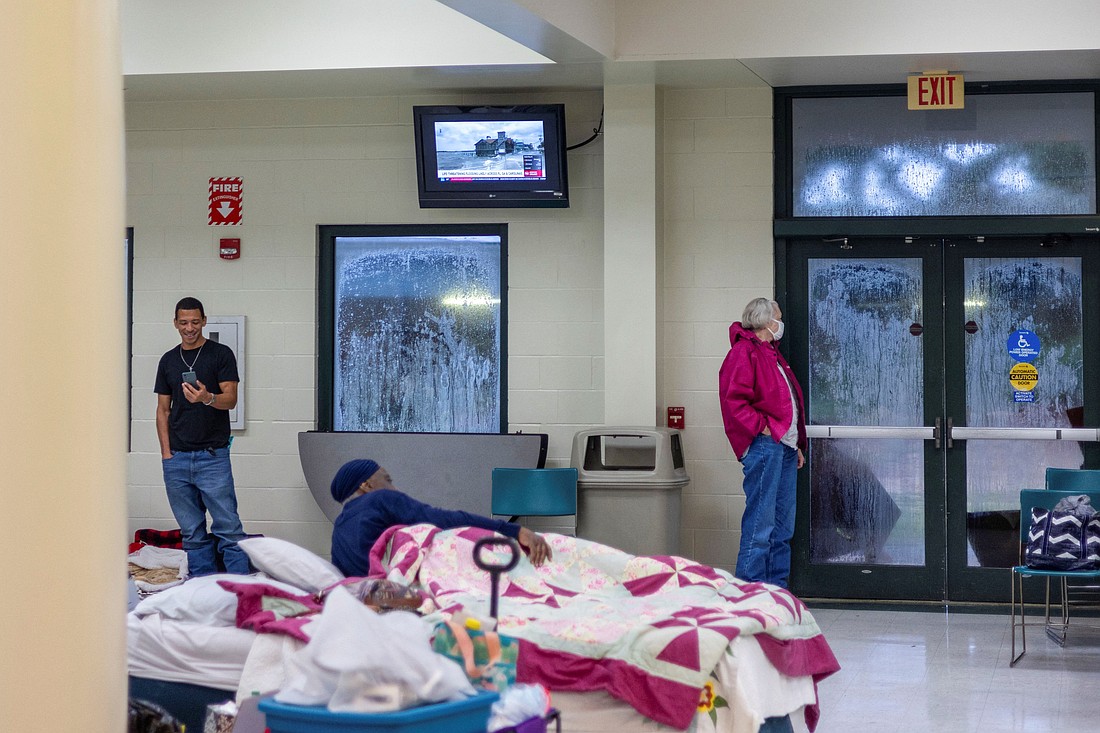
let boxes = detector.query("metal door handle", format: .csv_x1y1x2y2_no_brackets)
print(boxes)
946,416,953,449
934,417,941,449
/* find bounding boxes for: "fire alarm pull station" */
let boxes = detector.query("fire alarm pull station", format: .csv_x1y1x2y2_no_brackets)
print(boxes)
219,238,241,260
667,406,685,429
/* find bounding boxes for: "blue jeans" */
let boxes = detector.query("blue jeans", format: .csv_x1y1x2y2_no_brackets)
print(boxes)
162,447,250,576
736,435,798,587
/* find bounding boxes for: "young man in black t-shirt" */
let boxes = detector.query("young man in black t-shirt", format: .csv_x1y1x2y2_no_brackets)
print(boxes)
154,297,249,576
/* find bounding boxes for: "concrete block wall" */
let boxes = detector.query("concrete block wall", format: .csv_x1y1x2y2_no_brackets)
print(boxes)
124,84,772,571
660,86,774,569
125,91,605,558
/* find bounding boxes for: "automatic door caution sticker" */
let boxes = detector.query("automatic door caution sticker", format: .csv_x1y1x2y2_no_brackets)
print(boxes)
1008,362,1038,392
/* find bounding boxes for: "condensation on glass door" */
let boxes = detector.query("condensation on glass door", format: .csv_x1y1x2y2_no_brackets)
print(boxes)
962,257,1084,567
807,258,925,566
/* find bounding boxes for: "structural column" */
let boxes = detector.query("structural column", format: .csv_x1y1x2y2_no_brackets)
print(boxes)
0,2,128,731
603,83,660,426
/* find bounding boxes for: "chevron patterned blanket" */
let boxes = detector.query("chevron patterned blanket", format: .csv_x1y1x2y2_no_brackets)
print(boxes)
369,524,839,730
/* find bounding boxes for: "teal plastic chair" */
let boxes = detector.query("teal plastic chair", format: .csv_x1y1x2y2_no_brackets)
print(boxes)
1045,467,1100,490
1010,488,1100,665
491,467,578,525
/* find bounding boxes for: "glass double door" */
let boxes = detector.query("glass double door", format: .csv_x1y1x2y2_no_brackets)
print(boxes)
786,236,1100,602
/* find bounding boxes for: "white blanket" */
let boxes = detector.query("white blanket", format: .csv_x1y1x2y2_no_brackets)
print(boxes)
127,613,255,691
129,546,188,591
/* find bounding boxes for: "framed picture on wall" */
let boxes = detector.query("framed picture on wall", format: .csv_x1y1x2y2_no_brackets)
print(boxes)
203,315,245,431
317,224,508,433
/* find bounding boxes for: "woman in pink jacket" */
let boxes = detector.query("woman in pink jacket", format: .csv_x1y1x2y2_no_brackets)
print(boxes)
718,298,807,587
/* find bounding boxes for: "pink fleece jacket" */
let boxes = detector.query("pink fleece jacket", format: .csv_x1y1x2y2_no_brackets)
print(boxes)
718,321,807,460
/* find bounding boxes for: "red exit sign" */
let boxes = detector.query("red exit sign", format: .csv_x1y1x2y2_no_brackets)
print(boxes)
907,72,964,110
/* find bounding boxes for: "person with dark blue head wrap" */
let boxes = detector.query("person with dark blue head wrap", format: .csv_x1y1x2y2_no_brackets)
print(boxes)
330,459,381,503
329,459,552,576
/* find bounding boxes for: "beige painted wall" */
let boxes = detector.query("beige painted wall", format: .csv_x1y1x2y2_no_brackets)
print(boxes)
125,85,768,572
2,1,128,730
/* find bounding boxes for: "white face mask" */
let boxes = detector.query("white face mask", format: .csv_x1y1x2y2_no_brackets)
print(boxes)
767,319,785,341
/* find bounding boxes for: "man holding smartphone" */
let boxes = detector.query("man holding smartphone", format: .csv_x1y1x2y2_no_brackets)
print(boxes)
154,296,250,576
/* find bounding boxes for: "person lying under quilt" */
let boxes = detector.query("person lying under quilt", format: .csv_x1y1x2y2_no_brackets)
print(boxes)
163,458,839,732
209,531,839,731
328,458,552,575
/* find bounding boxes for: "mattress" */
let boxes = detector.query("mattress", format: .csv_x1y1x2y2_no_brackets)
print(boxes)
127,612,258,691
129,615,811,732
126,535,831,733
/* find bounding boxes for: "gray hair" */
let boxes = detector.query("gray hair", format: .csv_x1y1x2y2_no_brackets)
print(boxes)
741,298,778,330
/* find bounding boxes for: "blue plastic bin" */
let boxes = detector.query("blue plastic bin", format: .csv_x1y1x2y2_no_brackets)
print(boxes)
259,692,499,733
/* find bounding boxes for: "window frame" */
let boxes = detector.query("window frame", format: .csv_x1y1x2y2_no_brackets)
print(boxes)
773,80,1100,224
316,223,508,433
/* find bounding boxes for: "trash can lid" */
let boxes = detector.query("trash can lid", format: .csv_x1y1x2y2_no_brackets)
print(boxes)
578,476,690,489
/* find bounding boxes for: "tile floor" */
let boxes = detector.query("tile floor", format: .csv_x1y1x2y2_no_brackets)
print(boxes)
792,606,1100,733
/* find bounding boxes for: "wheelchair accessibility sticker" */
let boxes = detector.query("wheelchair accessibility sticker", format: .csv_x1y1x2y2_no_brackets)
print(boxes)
1006,329,1040,362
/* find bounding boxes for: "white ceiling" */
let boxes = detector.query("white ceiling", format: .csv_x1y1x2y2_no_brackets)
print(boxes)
121,0,553,74
121,1,1100,102
122,59,773,102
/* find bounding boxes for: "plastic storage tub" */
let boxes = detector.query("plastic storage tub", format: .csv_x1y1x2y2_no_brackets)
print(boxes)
258,691,499,733
570,427,689,556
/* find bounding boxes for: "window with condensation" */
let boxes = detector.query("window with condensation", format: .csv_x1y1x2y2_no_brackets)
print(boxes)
317,224,507,433
790,91,1096,217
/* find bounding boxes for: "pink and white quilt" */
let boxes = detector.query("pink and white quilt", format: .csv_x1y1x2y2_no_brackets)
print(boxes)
369,524,839,730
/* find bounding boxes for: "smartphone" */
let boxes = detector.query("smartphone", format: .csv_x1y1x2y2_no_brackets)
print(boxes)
181,371,199,388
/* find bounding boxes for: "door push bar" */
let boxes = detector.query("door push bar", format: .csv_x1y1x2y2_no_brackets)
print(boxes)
948,425,1100,442
806,421,1100,443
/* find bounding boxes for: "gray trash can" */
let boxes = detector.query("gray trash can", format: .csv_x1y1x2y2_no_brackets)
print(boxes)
570,427,689,556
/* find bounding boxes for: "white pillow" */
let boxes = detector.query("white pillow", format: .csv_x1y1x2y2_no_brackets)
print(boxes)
238,536,344,593
132,573,307,626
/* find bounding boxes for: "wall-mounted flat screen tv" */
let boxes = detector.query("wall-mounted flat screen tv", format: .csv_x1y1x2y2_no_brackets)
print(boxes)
413,104,569,208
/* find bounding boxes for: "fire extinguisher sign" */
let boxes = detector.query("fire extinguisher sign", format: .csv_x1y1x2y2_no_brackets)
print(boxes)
208,177,243,225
